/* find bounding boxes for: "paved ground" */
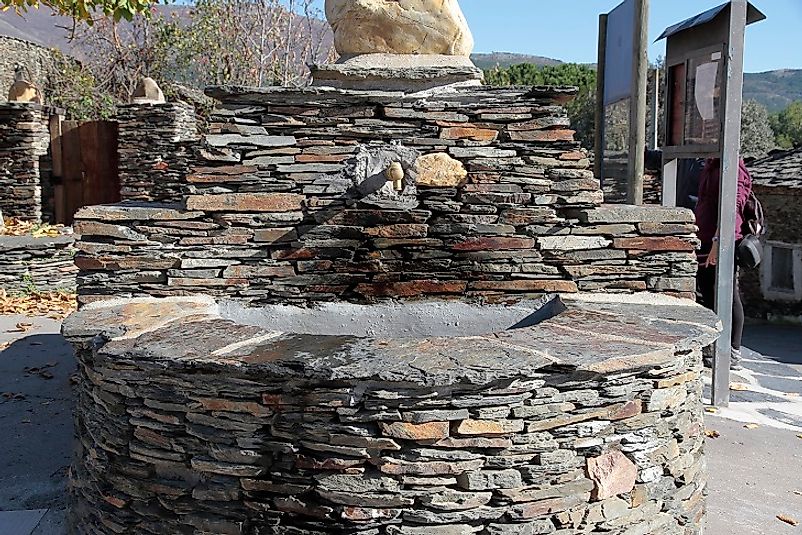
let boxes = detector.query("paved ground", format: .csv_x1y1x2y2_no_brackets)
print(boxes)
703,325,802,432
0,315,73,535
705,416,802,535
0,315,799,534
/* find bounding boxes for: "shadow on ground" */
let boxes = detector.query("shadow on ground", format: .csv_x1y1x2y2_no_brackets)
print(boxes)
0,316,75,535
743,324,802,367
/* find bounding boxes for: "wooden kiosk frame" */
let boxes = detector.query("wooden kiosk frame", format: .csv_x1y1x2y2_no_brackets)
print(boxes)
657,1,765,406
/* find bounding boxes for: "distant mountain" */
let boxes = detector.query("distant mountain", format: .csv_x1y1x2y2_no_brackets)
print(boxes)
471,52,563,70
473,52,802,113
0,8,73,51
744,70,802,112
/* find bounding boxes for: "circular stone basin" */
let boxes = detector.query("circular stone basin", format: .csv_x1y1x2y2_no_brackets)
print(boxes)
63,294,719,535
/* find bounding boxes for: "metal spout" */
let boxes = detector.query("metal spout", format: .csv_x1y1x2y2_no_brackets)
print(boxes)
385,162,404,192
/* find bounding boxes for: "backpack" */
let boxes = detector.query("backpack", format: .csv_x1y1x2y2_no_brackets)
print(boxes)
737,191,766,269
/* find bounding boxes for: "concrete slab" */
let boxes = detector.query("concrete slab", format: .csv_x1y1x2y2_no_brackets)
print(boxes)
0,509,47,535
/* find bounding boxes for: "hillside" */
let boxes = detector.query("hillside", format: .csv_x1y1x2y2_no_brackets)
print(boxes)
475,52,802,112
744,70,802,112
470,52,563,70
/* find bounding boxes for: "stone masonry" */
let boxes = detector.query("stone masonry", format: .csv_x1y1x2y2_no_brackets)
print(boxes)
0,234,77,293
63,293,720,535
73,86,700,306
0,102,58,221
116,102,198,203
0,36,59,105
741,148,802,320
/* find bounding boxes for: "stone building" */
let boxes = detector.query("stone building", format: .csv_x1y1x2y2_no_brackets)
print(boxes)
742,148,802,322
0,35,59,104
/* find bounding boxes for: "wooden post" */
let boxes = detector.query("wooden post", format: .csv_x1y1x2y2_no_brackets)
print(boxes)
627,0,649,205
594,14,608,181
651,68,660,150
61,121,84,227
49,113,65,224
712,0,748,407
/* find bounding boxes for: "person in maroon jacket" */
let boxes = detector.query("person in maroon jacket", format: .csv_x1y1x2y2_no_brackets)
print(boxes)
695,157,753,370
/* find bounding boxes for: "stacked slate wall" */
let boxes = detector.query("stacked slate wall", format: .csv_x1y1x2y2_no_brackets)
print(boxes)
0,103,57,221
116,102,198,202
64,295,719,535
74,86,700,305
740,183,802,321
0,235,77,293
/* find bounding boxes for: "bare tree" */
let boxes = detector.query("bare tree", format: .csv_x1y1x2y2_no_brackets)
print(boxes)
69,14,162,102
157,0,335,88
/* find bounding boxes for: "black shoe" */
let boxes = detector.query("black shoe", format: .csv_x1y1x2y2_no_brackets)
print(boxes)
702,349,743,371
730,348,743,371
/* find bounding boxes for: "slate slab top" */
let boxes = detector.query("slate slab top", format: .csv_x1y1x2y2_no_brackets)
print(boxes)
203,84,579,107
0,234,75,252
62,293,720,386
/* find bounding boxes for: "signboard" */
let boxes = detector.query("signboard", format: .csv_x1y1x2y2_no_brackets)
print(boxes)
603,0,636,106
595,0,648,204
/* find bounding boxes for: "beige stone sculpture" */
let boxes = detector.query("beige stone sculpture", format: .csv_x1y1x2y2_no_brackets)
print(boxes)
132,77,166,104
8,66,43,104
325,0,474,57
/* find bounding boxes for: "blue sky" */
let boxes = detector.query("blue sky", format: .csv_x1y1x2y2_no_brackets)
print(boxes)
312,0,801,73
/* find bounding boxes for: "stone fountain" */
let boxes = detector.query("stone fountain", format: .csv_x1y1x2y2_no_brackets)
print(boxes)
63,2,720,534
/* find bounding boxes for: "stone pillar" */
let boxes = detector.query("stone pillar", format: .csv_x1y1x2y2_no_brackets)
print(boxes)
0,102,54,221
116,102,198,203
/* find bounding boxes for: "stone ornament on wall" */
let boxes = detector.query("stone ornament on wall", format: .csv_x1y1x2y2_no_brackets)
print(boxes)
348,145,420,210
131,76,166,104
326,0,474,57
7,66,43,104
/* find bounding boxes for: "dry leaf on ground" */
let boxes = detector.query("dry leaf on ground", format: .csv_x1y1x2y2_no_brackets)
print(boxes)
743,424,760,430
705,429,721,438
24,363,57,380
730,383,750,391
0,289,77,320
777,515,800,527
0,217,67,238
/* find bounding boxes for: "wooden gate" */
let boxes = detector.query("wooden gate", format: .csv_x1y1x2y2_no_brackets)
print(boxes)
51,120,120,225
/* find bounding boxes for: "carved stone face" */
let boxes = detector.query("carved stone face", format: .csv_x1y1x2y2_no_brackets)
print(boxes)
325,0,474,57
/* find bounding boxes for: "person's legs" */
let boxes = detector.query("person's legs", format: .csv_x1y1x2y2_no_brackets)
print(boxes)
697,263,744,370
697,265,716,311
697,264,716,368
730,269,745,370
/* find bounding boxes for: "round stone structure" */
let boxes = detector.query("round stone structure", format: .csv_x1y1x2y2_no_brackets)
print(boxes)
63,292,719,535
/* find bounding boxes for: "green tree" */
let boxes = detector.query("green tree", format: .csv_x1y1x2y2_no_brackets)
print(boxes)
484,63,597,148
771,101,802,149
740,99,776,159
45,49,117,120
1,0,158,22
